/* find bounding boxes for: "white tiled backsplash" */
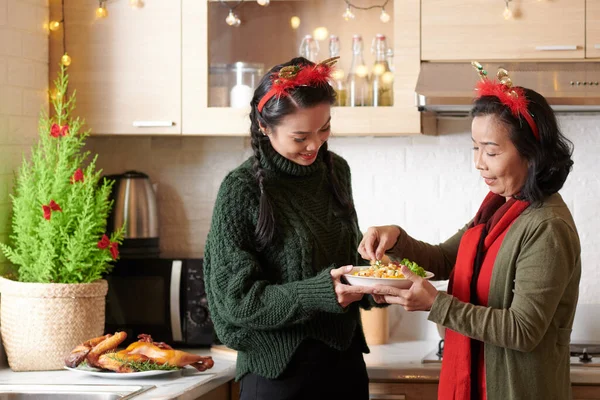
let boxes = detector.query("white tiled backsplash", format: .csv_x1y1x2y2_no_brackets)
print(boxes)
86,114,600,309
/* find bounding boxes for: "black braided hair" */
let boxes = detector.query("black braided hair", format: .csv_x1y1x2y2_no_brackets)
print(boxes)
249,57,354,250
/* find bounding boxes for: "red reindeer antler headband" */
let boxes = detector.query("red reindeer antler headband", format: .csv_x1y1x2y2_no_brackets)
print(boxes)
257,57,339,113
472,61,540,141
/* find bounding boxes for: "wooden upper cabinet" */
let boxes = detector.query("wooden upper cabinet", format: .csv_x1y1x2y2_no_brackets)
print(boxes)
50,0,428,136
421,0,585,61
182,0,425,136
587,0,600,58
49,0,181,135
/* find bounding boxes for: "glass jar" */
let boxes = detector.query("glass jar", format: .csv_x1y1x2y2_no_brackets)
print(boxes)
209,62,264,108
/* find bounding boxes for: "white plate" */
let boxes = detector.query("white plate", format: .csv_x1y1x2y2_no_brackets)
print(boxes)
64,365,183,379
344,267,435,289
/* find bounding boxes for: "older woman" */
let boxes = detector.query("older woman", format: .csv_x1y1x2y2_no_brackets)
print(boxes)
358,65,580,400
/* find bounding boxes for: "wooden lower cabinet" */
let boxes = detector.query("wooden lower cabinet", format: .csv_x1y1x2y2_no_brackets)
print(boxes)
195,381,240,400
573,384,600,400
197,380,600,399
369,382,439,400
369,382,600,400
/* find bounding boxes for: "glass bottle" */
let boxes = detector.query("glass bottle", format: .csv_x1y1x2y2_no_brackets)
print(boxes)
328,34,347,107
370,34,393,107
386,48,395,73
346,34,370,107
299,34,319,62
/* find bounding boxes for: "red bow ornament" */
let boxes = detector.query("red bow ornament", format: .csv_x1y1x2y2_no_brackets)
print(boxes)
42,200,62,220
97,234,119,260
50,123,69,138
70,168,84,184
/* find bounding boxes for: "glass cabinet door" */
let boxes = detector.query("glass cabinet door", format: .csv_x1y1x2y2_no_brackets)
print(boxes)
183,0,423,136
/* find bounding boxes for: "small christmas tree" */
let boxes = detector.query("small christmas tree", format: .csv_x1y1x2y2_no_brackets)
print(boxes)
0,65,124,284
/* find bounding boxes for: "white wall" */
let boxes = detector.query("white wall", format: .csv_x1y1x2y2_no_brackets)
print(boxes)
0,0,49,276
86,113,600,307
0,0,48,366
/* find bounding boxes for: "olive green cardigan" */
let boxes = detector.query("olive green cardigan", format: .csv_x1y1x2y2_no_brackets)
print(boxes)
388,193,581,400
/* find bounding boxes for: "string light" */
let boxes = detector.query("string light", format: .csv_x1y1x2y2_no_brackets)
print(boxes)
48,20,61,31
129,0,144,8
313,27,329,41
380,8,390,23
343,0,390,23
342,6,355,21
225,10,237,25
96,0,108,18
61,53,72,66
51,0,71,67
257,0,269,6
503,0,513,20
290,16,301,29
219,0,244,27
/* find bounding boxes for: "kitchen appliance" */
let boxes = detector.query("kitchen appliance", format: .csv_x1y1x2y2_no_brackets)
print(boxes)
416,61,600,116
106,170,159,257
104,257,214,347
421,339,600,368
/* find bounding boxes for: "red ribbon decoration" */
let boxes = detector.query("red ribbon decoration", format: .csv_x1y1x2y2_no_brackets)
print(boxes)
109,242,119,260
42,200,62,221
70,168,84,184
97,234,110,249
97,234,119,260
50,123,69,138
257,57,339,113
474,80,540,141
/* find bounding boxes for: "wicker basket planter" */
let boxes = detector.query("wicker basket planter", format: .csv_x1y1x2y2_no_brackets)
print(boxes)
0,277,108,371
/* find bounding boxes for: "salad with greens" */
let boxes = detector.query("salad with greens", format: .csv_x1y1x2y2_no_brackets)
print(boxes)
369,258,427,278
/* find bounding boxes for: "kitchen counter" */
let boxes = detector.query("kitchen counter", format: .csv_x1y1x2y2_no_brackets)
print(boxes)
0,348,237,400
365,340,600,385
0,341,598,399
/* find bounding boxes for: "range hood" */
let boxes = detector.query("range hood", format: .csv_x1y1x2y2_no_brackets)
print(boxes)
416,61,600,116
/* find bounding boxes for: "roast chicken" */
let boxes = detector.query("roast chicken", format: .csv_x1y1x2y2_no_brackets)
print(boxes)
65,332,214,373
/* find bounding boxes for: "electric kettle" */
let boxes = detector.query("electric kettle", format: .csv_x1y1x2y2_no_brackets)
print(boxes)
106,170,159,257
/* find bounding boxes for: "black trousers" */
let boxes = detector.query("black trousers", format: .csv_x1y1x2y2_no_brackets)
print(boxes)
239,335,369,400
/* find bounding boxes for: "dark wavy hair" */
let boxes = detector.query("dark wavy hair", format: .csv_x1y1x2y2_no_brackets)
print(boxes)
249,57,354,250
471,87,574,206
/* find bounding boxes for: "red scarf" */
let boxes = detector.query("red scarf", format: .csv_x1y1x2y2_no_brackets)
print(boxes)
439,192,530,400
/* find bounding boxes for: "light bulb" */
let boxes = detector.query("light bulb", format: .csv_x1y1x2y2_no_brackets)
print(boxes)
356,65,368,78
234,17,241,27
225,10,237,25
129,0,144,8
49,21,61,31
380,9,390,23
313,27,329,42
290,16,301,29
61,54,72,66
331,69,345,81
95,6,108,18
381,71,394,85
372,64,385,76
257,0,270,5
503,6,512,20
342,6,355,21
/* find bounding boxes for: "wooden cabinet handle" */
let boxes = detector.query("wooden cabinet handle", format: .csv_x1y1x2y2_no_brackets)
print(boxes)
369,395,406,400
132,121,175,127
535,45,578,51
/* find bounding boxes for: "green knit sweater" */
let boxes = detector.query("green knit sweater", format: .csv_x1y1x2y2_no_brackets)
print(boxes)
204,145,372,381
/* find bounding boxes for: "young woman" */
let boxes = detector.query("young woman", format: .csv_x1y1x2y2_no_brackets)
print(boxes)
204,57,378,400
358,65,580,400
